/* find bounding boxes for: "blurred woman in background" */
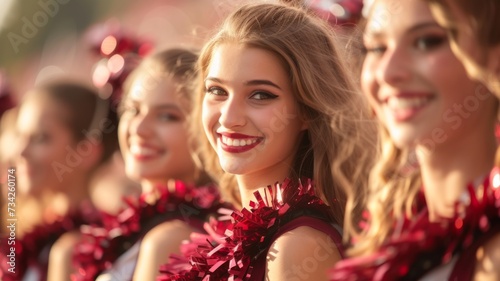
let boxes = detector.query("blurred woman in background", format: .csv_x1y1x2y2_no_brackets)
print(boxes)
331,0,499,279
71,48,223,281
1,80,118,281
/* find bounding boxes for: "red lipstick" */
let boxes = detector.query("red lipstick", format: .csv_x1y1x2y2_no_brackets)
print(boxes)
218,132,263,153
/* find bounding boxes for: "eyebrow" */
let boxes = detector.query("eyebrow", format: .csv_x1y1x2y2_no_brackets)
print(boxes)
205,77,282,90
124,100,180,110
365,22,443,39
155,104,181,111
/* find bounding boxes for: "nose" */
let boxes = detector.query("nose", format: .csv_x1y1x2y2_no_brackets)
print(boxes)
129,112,152,138
218,95,247,129
18,136,30,159
375,45,411,87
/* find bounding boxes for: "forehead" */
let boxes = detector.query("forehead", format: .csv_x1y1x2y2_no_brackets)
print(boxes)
365,0,435,35
17,95,67,131
206,43,288,81
428,0,467,26
127,72,182,103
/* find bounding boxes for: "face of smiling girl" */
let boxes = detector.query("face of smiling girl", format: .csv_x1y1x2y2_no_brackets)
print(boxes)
202,43,306,184
118,73,196,184
362,0,496,149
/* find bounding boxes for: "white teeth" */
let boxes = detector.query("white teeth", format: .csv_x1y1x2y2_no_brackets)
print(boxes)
387,97,430,109
130,144,156,156
220,136,259,147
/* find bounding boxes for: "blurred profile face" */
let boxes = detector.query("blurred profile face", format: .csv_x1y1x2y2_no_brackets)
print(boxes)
428,1,500,96
16,94,78,195
202,43,306,181
362,0,496,149
118,72,196,185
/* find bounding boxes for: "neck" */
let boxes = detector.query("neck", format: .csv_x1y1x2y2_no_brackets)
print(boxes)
44,176,90,222
236,167,291,209
417,127,496,219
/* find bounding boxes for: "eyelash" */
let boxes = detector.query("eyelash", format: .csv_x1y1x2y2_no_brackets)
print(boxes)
206,86,279,100
250,91,278,100
120,105,139,116
31,132,50,144
414,35,446,50
158,113,181,122
206,86,226,96
364,46,386,55
363,34,446,56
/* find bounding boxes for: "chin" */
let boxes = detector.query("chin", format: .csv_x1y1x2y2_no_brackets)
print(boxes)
219,159,247,175
388,132,417,150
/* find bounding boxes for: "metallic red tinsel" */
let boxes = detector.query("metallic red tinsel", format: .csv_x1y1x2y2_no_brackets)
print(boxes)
330,167,500,281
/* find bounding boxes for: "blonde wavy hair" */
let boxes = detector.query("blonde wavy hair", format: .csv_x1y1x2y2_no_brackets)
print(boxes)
424,0,500,95
348,0,499,255
348,124,422,255
189,2,376,231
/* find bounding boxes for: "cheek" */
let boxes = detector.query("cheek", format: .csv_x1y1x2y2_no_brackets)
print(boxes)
427,52,475,97
34,141,68,169
360,61,381,113
201,101,219,139
118,118,130,150
162,125,189,147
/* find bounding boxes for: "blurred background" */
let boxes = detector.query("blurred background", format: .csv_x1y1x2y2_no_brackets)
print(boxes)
0,0,245,101
0,0,363,102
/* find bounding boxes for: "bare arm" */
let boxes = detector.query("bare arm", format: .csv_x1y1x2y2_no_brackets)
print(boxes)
265,226,342,281
132,220,194,281
47,231,81,281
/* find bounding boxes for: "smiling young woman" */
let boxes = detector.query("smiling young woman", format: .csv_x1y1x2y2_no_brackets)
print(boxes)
70,48,223,281
331,0,500,280
158,2,375,281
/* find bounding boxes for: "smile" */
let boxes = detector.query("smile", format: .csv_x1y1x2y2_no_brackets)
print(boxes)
129,144,163,161
387,96,432,109
383,95,433,122
218,133,263,153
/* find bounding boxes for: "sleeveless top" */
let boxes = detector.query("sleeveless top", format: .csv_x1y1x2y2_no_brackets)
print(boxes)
71,182,224,281
158,178,344,281
250,216,344,281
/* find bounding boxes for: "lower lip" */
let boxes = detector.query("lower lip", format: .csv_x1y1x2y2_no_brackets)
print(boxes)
387,103,428,122
219,137,262,153
131,153,159,161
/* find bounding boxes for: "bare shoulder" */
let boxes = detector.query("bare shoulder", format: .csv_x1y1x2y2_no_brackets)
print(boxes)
51,230,81,257
140,219,194,251
133,220,195,281
48,231,82,281
474,232,500,281
265,226,342,281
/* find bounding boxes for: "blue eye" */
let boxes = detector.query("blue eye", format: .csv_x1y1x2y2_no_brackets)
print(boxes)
250,91,278,100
